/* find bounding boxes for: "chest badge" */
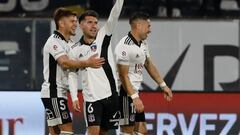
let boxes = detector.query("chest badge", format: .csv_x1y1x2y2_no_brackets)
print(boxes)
90,44,97,52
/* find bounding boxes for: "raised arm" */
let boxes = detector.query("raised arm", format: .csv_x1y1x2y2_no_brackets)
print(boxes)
104,0,124,35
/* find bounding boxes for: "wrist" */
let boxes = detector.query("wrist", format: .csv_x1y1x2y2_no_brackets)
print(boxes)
160,81,167,90
84,60,90,67
130,93,139,100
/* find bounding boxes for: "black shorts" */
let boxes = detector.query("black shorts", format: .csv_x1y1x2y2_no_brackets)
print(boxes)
83,92,120,129
41,98,72,127
119,85,146,125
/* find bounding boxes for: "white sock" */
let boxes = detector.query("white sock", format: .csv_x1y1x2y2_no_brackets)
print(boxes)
119,132,132,135
59,131,73,135
134,132,144,135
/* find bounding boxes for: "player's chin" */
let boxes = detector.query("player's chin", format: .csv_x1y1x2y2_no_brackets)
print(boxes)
71,31,76,36
90,33,97,38
91,31,97,35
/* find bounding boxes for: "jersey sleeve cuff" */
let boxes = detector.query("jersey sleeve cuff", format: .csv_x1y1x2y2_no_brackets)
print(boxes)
54,52,66,60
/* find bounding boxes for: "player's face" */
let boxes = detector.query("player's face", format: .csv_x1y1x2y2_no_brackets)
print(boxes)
61,16,78,36
80,16,99,39
138,19,151,40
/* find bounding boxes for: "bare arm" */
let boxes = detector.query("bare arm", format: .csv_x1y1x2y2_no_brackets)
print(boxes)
57,54,105,70
144,57,165,85
118,64,144,113
68,71,81,112
118,64,135,96
144,57,173,101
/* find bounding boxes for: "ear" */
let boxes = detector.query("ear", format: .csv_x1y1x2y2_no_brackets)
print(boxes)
79,22,82,29
79,21,84,29
58,20,64,28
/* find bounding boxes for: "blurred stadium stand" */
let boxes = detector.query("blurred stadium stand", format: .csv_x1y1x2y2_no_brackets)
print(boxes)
0,0,240,18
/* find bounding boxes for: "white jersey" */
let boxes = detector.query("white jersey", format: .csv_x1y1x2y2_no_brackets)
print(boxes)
41,31,73,99
115,32,150,92
68,0,124,102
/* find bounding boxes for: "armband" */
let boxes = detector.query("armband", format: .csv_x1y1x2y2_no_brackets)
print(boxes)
160,81,167,89
130,93,139,99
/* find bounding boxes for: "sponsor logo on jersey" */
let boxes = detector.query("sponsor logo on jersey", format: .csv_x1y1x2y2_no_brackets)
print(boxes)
79,53,83,58
136,54,139,58
122,51,126,56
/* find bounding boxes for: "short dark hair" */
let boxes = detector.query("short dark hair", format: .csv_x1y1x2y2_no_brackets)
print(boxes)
129,12,150,25
78,10,99,23
54,7,77,30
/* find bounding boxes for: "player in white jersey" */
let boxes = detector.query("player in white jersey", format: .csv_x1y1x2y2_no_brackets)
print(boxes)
115,12,173,135
41,8,105,135
68,0,124,134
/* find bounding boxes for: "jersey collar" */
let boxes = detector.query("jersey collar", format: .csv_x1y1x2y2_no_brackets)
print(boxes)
128,32,142,47
54,31,68,42
80,36,94,46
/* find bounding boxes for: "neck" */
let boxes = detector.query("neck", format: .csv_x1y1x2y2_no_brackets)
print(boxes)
130,30,141,44
83,35,95,44
58,29,70,41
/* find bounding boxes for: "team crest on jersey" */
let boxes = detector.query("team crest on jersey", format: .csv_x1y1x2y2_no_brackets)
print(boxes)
90,44,97,52
88,114,95,122
130,114,135,122
62,111,69,119
53,45,58,50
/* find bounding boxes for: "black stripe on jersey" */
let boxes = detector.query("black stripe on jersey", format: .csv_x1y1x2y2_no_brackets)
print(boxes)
100,35,117,94
53,31,67,42
128,32,142,47
124,37,131,45
49,54,57,97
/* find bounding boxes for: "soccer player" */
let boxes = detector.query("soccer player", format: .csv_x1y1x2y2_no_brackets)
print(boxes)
40,7,105,135
114,12,173,135
68,0,124,134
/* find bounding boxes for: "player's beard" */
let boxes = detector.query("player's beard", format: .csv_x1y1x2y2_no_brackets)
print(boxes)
70,30,76,36
85,31,97,39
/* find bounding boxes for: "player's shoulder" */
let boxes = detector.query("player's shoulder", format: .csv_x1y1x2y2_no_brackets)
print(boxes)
117,35,134,46
43,36,57,48
46,34,62,44
123,35,133,46
50,33,64,41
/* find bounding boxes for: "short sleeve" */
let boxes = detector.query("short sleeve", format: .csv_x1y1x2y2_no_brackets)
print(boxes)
47,39,66,60
115,44,130,65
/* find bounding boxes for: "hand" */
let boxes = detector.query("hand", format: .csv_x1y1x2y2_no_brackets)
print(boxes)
132,97,144,113
87,54,105,68
73,100,81,112
163,86,173,101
